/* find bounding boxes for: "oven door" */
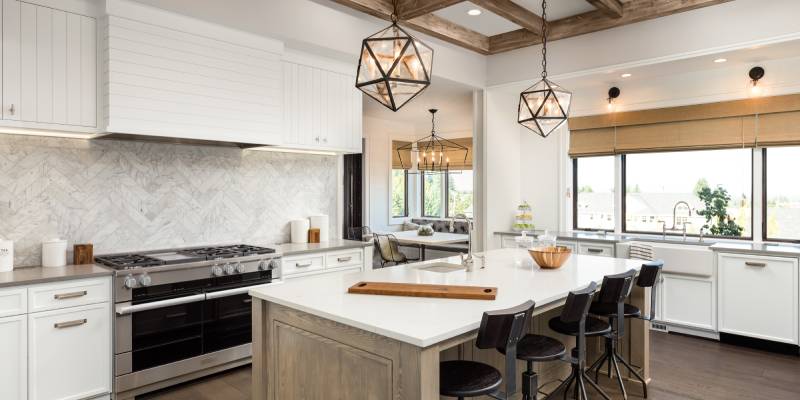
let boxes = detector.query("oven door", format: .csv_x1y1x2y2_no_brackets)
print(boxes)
203,284,266,353
116,293,206,372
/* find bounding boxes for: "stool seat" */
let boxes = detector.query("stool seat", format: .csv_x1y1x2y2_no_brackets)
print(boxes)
500,334,566,362
549,315,611,337
440,360,502,398
589,302,641,318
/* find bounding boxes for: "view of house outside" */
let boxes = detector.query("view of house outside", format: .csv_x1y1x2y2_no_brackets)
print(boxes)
766,147,800,240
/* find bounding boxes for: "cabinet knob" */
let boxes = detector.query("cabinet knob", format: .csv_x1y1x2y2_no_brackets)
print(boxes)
315,137,320,142
323,138,328,143
8,104,14,115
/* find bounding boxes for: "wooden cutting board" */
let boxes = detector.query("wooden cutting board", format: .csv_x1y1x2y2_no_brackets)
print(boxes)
348,281,497,300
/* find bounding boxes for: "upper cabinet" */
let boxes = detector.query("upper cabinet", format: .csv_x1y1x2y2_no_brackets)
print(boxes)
283,52,363,153
103,0,284,146
1,0,97,132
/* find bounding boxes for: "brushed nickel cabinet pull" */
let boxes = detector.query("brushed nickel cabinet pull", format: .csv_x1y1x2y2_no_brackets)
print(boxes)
296,262,313,268
337,256,352,262
54,290,87,300
587,248,603,253
9,104,15,115
745,261,767,267
54,319,87,329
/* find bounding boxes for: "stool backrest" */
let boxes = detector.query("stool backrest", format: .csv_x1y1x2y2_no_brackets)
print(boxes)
596,269,638,305
476,300,535,351
559,282,598,324
638,260,664,321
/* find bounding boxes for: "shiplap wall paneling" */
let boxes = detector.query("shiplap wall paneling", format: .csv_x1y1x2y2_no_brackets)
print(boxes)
1,0,95,127
106,16,283,145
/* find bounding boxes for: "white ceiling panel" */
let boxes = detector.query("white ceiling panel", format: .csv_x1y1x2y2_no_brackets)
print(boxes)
434,2,521,36
514,0,597,21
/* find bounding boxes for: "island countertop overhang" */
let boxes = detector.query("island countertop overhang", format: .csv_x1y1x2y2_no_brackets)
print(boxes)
249,248,644,347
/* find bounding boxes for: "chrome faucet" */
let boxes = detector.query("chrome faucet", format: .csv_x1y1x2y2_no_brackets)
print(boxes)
658,201,692,241
457,218,482,270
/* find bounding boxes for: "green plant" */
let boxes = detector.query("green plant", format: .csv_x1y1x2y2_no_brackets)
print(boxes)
695,184,744,237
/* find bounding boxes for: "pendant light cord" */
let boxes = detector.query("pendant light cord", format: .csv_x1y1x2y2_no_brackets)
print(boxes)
391,0,398,23
541,0,548,79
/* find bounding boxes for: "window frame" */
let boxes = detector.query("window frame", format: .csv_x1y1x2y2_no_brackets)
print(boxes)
390,169,409,218
620,151,754,240
445,170,474,219
572,157,616,233
762,148,800,243
421,171,474,219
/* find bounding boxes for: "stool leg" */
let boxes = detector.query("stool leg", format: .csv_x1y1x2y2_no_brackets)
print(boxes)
582,372,612,400
522,360,539,400
610,352,628,400
616,351,648,399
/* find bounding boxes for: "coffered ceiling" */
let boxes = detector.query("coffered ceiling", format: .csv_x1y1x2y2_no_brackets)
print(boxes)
330,0,733,54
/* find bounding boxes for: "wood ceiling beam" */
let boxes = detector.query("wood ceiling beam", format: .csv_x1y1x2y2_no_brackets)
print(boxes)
330,0,490,54
470,0,543,36
585,0,624,18
396,0,465,20
489,0,733,54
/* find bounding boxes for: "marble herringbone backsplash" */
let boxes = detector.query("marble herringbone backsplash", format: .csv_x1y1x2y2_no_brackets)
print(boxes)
0,135,338,267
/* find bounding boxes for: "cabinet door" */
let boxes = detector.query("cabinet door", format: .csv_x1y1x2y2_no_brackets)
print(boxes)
2,1,96,126
29,302,111,400
0,315,27,400
661,274,715,331
718,254,798,344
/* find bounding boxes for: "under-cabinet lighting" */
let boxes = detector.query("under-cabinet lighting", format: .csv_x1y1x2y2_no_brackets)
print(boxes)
620,73,632,78
245,147,337,156
714,58,727,63
467,9,482,16
0,127,100,139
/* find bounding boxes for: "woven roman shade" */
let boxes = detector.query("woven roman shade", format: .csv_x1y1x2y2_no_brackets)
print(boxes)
568,93,800,157
392,140,412,169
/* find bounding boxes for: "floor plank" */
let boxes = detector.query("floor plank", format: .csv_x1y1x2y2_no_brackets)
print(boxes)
139,332,800,400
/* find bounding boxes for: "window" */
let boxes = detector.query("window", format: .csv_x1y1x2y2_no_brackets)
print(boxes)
391,169,408,217
447,170,474,218
624,149,752,238
422,172,444,217
573,156,615,231
764,147,800,241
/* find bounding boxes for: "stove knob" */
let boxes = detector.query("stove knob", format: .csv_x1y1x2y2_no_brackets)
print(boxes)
211,265,224,277
269,259,281,270
257,260,267,271
123,275,137,289
224,263,235,275
236,263,247,274
138,274,152,287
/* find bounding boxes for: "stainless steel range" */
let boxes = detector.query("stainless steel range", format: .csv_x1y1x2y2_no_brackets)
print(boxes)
96,244,282,400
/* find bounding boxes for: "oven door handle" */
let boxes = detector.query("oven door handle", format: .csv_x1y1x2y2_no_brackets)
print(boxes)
115,294,206,315
205,281,284,300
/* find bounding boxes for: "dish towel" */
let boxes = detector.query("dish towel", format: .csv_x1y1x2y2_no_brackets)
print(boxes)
628,242,654,261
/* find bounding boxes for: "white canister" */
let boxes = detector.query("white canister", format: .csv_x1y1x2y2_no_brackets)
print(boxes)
309,215,330,242
0,239,13,272
290,219,310,244
42,239,68,268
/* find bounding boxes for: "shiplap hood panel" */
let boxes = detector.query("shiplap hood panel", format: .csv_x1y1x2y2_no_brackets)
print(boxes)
102,0,284,147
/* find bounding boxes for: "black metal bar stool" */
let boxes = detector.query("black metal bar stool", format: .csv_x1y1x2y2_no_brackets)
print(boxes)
545,281,614,400
587,261,663,399
440,301,535,400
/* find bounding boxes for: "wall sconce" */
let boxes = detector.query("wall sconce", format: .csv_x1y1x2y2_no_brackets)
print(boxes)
749,66,765,96
607,87,620,112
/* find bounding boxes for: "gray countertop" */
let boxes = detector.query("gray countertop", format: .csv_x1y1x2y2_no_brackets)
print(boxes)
276,239,371,257
710,242,800,257
0,264,113,289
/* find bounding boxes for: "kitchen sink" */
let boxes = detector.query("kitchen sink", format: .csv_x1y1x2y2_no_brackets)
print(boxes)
417,263,466,273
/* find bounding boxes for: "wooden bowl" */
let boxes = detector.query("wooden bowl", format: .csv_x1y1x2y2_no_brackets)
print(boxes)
528,246,572,269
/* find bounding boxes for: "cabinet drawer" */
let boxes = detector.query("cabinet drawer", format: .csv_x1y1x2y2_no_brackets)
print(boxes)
283,255,325,276
578,243,614,257
0,287,28,317
718,253,798,344
28,277,111,313
326,250,363,270
28,302,112,400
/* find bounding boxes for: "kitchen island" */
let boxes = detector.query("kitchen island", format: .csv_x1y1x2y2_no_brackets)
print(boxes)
249,248,650,399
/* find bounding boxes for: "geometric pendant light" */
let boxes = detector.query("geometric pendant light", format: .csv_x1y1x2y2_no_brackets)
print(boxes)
355,1,434,112
518,0,572,137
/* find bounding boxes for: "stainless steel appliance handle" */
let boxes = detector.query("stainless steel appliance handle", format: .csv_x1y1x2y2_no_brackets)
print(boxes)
115,293,206,315
206,282,284,300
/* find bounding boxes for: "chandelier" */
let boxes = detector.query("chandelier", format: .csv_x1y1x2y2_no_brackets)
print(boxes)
355,1,433,112
518,0,572,137
396,109,468,174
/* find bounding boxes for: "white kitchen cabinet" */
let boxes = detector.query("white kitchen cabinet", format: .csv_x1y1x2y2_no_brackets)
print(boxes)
284,247,368,279
0,314,27,400
104,1,284,145
282,53,362,153
1,0,97,130
659,273,716,331
577,242,614,257
718,253,798,345
28,302,111,400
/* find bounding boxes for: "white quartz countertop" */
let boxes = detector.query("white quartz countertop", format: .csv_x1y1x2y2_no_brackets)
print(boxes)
249,248,643,347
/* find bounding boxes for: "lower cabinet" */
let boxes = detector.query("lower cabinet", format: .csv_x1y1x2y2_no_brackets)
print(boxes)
577,242,614,257
29,302,112,400
658,273,716,331
0,314,27,400
718,253,798,345
284,247,368,279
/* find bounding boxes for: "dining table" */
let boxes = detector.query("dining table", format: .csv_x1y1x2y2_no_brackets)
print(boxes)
379,230,469,260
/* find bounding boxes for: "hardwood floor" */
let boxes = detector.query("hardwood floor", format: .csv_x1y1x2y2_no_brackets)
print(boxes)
138,332,800,400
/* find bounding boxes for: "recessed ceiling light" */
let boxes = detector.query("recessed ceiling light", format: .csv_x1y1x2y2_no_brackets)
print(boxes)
621,73,632,78
467,9,482,16
714,58,728,63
